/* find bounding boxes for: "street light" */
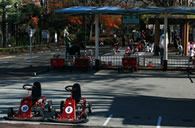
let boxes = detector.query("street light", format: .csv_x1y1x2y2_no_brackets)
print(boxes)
27,29,36,67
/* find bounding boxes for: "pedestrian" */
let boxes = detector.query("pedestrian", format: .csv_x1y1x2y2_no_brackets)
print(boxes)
159,34,167,64
138,42,142,52
129,39,134,53
177,44,183,56
64,33,71,57
125,46,131,56
189,48,194,62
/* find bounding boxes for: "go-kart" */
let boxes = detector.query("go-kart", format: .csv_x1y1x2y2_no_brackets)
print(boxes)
49,83,92,123
4,82,52,121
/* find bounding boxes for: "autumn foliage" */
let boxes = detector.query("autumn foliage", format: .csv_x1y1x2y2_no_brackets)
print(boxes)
23,0,123,31
31,16,39,25
99,15,122,30
68,16,83,25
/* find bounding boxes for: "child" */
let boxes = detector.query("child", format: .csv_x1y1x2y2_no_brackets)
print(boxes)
125,46,131,56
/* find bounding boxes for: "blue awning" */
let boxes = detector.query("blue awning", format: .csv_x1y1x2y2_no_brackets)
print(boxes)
91,6,126,14
55,6,96,15
125,6,165,15
166,6,195,15
55,6,126,15
55,6,195,16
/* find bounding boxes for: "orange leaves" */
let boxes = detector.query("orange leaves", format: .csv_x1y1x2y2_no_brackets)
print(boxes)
31,16,39,25
68,16,82,25
99,15,122,30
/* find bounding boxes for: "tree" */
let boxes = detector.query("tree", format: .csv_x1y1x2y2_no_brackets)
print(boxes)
0,0,12,47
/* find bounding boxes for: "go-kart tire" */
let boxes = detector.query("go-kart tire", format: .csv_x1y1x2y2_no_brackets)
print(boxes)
88,102,92,114
48,100,52,112
8,107,14,117
82,109,89,123
60,101,64,114
39,108,44,117
51,109,57,119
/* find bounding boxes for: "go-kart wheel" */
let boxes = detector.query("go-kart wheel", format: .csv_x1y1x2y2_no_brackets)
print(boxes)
60,101,64,114
51,108,57,119
82,109,89,122
47,100,52,112
39,108,44,117
8,107,14,117
88,102,92,114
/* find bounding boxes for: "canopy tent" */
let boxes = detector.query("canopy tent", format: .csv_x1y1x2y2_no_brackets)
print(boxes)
55,6,126,14
55,6,195,70
55,6,126,69
55,6,96,15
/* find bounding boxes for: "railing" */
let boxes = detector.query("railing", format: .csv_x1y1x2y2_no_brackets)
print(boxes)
50,53,195,70
99,55,194,69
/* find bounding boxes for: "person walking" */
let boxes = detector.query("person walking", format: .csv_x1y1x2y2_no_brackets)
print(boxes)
64,31,71,57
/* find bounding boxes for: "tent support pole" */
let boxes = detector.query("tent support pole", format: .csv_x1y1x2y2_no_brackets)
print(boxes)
163,14,168,71
95,14,100,70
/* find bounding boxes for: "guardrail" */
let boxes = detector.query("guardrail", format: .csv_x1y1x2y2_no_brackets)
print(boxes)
50,54,194,71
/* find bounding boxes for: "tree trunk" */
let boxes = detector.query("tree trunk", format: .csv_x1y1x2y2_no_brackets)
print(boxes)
15,24,19,46
89,16,94,40
2,5,7,47
154,20,160,56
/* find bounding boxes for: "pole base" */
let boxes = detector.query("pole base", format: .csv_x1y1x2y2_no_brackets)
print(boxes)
163,60,167,71
95,59,100,71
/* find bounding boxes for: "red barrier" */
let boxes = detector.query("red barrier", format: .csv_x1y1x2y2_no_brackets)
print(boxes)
74,57,90,71
122,57,138,71
50,59,65,67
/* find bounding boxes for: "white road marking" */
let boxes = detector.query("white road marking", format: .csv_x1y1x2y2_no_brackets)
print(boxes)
0,120,40,125
0,56,16,59
24,56,39,59
103,114,113,126
157,116,162,128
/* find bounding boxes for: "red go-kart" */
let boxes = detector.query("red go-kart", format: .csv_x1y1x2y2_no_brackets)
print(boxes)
4,82,52,121
49,83,92,123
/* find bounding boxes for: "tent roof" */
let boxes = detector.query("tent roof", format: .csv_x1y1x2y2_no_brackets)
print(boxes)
55,6,126,15
166,6,195,15
55,6,96,15
55,6,195,16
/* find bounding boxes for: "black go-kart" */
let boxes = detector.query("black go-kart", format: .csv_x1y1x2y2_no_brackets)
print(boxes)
4,81,52,121
49,83,92,123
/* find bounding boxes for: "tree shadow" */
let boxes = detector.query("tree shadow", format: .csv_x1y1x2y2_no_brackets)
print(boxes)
106,95,195,127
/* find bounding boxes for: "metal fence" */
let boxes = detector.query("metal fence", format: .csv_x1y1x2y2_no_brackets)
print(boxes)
99,55,194,69
51,53,194,70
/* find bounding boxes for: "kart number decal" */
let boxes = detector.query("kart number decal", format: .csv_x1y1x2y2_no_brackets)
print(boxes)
65,106,73,114
21,105,29,112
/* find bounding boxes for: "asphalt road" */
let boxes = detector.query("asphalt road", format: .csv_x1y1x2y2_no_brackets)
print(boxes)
0,69,195,128
0,49,195,128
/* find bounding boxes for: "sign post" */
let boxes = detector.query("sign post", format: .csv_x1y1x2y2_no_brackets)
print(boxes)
27,29,36,67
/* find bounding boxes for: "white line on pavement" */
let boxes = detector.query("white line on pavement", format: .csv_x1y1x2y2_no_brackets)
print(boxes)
0,56,16,59
103,114,113,126
24,56,39,59
0,120,40,125
157,116,162,128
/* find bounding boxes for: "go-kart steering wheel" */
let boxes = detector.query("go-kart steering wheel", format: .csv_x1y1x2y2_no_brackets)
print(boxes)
23,84,32,90
65,85,73,92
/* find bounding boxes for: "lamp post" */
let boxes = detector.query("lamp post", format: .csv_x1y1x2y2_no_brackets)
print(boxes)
27,29,35,67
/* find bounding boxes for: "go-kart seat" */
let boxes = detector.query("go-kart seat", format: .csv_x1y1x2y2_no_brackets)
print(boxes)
72,83,81,103
31,82,42,102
